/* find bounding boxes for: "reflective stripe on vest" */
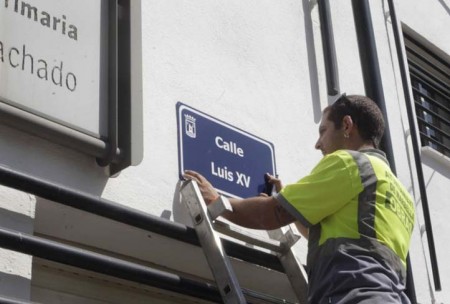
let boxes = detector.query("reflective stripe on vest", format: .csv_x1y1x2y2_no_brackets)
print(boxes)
346,150,378,239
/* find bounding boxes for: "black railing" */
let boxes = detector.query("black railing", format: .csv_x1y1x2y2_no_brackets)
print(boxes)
0,164,289,303
0,226,222,303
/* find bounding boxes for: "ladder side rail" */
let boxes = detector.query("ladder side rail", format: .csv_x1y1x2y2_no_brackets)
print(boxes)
180,180,247,304
276,225,309,303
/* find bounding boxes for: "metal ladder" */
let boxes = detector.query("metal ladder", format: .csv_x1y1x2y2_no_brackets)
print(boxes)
180,180,308,303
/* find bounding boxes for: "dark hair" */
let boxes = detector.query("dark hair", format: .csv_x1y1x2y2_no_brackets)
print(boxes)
325,94,385,148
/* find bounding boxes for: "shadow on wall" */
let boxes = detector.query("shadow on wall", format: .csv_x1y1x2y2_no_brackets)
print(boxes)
0,208,34,234
303,0,323,124
0,273,31,301
438,0,450,15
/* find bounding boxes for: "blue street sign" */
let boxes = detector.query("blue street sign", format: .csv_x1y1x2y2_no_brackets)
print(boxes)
177,102,276,198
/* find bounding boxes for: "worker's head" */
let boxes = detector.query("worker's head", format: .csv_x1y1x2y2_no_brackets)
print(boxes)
315,94,385,155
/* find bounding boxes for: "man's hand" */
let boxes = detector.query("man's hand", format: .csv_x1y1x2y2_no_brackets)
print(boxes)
265,173,283,193
183,170,220,205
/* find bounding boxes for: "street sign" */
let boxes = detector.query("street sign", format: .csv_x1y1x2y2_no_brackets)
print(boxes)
177,102,276,198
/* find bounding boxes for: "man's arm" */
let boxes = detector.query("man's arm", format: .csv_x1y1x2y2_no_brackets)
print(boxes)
224,195,295,230
183,170,305,232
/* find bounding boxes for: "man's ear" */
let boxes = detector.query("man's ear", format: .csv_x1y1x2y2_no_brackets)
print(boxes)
342,115,354,134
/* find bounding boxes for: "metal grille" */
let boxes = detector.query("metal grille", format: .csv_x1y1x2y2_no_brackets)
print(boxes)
404,33,450,157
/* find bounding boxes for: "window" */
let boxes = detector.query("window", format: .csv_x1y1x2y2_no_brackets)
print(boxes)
404,33,450,157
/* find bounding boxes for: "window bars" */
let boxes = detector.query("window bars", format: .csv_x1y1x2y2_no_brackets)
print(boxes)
404,33,450,157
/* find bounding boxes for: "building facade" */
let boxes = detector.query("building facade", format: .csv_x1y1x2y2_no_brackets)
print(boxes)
0,0,449,303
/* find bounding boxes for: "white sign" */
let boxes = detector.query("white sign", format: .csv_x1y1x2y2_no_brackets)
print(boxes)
0,0,108,136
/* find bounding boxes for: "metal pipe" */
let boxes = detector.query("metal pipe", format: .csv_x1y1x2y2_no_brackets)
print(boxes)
0,164,282,273
387,0,441,292
318,0,339,95
98,0,119,167
351,0,397,172
0,226,295,303
351,0,417,301
0,226,222,302
109,0,136,174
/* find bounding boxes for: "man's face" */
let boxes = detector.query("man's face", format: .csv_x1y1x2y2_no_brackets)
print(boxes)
315,110,345,156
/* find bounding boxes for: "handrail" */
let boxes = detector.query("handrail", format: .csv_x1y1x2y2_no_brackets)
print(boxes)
0,164,283,273
0,164,299,302
0,226,222,302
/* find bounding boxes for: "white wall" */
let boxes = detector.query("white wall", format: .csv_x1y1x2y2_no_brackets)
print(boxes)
420,147,450,304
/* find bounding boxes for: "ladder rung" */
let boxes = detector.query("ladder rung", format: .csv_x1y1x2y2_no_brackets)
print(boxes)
213,220,283,253
242,288,298,304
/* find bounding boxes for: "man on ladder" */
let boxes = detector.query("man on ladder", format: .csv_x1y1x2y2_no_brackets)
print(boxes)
184,94,414,304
